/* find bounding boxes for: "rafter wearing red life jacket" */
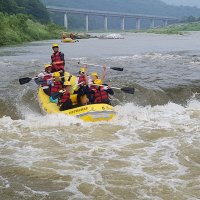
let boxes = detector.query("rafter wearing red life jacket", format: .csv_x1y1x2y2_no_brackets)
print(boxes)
78,75,87,85
59,90,73,111
50,81,62,94
51,52,65,72
94,86,109,103
42,73,53,87
60,91,70,103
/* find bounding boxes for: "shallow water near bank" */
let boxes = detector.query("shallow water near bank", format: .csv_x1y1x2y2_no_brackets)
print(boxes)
0,32,200,199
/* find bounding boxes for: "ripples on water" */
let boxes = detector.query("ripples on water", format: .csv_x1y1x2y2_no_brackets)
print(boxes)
0,38,200,199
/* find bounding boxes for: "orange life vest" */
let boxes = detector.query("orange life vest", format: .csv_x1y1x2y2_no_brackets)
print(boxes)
42,74,53,87
51,52,64,71
60,91,70,103
94,87,109,103
51,81,62,94
78,75,87,84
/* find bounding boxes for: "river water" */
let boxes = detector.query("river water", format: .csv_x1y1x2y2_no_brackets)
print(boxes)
0,32,200,200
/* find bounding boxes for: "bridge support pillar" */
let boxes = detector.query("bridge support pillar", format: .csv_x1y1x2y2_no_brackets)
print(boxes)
104,16,108,31
121,17,125,31
136,18,141,30
150,19,155,29
64,13,68,29
86,14,89,32
163,20,168,27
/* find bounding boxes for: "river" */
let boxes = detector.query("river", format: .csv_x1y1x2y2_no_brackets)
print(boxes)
0,32,200,200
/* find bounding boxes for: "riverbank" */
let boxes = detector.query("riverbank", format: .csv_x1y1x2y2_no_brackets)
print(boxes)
142,21,200,35
0,13,67,46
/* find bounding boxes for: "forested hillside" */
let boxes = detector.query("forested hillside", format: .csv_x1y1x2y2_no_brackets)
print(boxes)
0,0,65,46
0,0,49,23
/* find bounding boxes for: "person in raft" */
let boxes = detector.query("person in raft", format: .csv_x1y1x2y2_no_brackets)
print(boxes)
62,32,67,40
37,64,53,96
51,43,65,76
75,66,90,105
89,64,107,84
70,32,77,40
58,81,73,111
88,64,107,103
50,72,63,103
90,79,114,105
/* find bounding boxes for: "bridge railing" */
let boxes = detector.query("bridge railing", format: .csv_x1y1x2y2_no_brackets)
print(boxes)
46,6,179,31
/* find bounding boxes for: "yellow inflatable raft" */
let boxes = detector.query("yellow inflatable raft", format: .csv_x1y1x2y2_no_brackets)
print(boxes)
37,72,116,122
62,38,76,43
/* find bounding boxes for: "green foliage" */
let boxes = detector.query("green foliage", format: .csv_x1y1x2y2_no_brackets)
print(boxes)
0,0,50,23
145,22,200,35
181,16,200,23
0,12,65,46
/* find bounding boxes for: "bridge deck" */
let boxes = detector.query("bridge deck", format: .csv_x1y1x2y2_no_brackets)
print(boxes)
46,6,178,21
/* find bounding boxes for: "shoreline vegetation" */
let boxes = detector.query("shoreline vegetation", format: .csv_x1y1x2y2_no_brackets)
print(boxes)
1,12,200,47
0,13,65,46
133,21,200,35
0,13,90,47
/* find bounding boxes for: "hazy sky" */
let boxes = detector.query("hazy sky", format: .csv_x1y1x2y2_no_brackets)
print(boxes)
162,0,200,8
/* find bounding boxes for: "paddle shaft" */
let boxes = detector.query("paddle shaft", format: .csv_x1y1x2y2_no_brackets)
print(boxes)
78,62,123,71
92,84,135,94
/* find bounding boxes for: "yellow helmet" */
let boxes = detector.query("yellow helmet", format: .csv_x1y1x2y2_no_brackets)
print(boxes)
44,64,52,69
53,72,60,77
52,43,59,48
94,79,102,85
91,72,98,77
79,68,85,73
64,81,71,86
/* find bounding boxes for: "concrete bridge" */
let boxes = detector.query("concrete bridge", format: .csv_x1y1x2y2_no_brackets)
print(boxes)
46,6,179,31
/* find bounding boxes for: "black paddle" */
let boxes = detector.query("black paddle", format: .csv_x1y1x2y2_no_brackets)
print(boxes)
19,76,47,85
51,86,134,100
78,62,124,71
92,84,135,94
119,87,135,94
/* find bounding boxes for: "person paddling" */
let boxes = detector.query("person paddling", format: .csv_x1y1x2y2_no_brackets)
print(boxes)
88,64,107,103
37,64,53,96
50,72,63,103
58,81,73,111
90,64,107,83
91,79,114,105
76,66,90,105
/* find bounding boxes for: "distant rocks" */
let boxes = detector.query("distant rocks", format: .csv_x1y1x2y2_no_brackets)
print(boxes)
99,33,124,39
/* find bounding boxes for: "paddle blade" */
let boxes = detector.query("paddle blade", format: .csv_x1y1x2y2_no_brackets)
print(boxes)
19,77,32,85
121,87,135,94
110,67,124,71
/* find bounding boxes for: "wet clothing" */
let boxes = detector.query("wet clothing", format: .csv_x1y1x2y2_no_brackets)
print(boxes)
92,86,114,104
37,72,53,96
59,91,73,111
78,75,87,85
50,81,63,94
76,85,90,105
51,51,65,72
70,33,76,40
88,84,96,103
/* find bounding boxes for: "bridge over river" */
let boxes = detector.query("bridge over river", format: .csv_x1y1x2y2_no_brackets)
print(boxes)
47,6,179,31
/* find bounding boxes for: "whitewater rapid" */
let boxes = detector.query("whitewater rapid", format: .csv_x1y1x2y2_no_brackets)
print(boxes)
1,33,200,199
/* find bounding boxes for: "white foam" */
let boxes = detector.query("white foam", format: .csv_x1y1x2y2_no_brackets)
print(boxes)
0,98,200,199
